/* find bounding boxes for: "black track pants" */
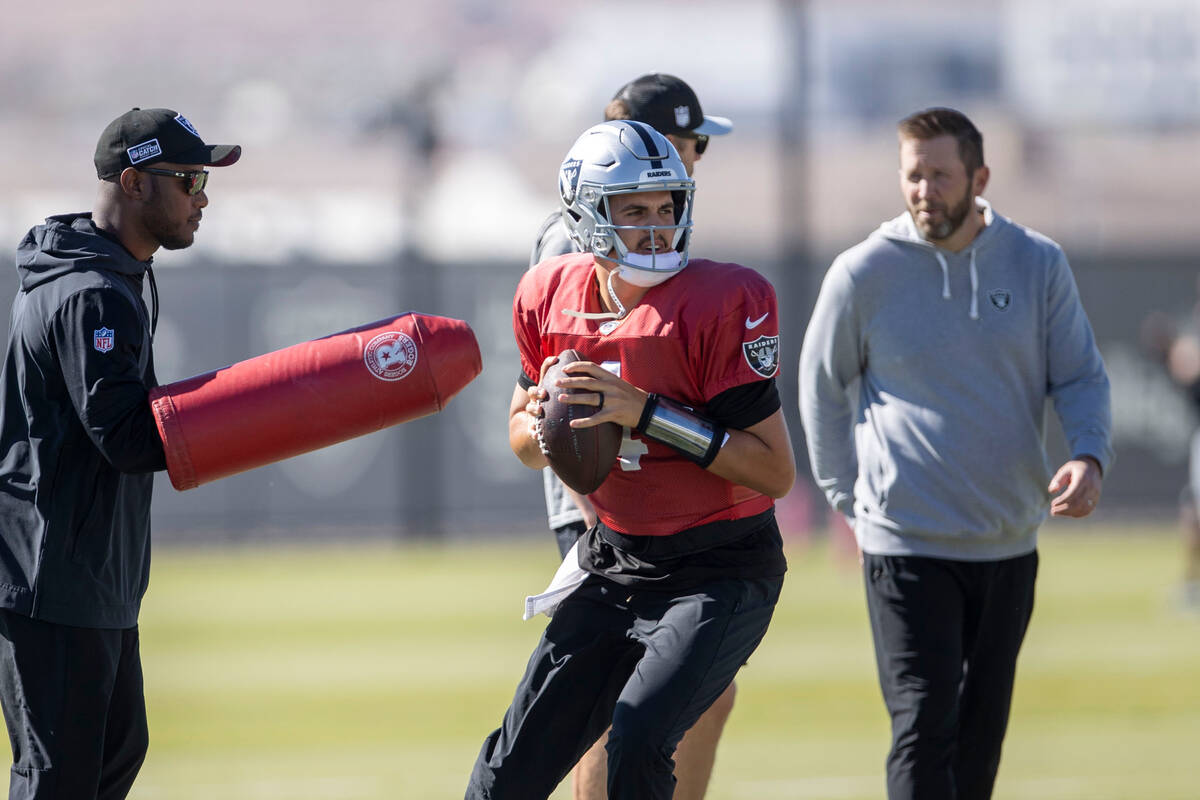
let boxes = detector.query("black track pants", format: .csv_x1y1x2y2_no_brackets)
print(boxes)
466,573,781,800
863,551,1037,800
0,610,147,800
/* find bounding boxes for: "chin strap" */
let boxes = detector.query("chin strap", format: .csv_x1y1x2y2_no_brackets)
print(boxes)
561,269,626,321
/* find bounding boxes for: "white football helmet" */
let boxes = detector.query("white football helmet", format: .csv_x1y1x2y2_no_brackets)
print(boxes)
559,120,695,281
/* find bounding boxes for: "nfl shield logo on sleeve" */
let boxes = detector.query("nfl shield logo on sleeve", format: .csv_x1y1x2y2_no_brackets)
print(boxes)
93,327,115,353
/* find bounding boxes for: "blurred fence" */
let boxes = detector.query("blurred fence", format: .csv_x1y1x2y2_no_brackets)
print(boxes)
0,247,1190,543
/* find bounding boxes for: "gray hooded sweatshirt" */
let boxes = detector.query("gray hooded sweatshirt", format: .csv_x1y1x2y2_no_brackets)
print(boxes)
799,200,1113,560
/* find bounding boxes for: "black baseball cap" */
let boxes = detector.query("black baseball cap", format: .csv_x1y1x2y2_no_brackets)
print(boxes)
612,73,733,138
94,107,241,179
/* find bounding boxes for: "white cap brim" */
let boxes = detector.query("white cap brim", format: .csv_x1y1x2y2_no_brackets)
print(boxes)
695,115,733,136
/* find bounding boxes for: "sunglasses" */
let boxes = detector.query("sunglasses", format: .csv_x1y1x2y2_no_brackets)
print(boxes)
138,167,209,196
674,133,709,156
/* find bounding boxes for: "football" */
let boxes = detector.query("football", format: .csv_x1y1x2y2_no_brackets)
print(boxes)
538,349,622,495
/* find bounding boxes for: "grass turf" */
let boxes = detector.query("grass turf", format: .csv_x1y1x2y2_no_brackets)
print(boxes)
54,523,1200,798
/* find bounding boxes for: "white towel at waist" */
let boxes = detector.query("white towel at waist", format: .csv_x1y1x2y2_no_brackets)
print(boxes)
523,538,589,620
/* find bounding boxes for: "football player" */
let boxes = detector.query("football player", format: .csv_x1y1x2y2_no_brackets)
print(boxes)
526,72,737,800
465,121,795,800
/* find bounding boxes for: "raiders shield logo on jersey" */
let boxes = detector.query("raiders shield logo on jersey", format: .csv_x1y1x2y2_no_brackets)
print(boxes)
743,334,780,378
989,289,1012,311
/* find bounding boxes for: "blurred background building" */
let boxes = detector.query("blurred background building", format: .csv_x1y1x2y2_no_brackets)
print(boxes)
1,0,1196,541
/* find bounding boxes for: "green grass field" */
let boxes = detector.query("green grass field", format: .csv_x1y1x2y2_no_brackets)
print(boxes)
100,523,1200,798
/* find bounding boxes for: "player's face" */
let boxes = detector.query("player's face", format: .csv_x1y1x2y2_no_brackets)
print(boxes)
607,191,675,255
666,134,701,176
139,161,209,251
899,134,984,244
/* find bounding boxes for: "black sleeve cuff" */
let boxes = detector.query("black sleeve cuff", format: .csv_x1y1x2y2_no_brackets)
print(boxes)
706,379,781,429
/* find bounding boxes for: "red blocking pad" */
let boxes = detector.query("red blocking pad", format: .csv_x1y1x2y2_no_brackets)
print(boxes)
149,312,482,490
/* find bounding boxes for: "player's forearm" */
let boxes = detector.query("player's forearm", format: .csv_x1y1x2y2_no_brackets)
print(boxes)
706,412,796,498
509,412,549,470
564,486,598,527
508,381,549,469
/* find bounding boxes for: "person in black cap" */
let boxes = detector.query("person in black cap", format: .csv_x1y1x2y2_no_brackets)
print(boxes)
524,75,734,800
606,72,733,177
0,107,239,799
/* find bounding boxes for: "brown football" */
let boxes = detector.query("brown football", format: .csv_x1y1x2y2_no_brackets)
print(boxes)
538,349,623,494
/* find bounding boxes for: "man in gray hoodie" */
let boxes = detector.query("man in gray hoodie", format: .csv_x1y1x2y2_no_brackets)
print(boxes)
0,108,239,799
799,107,1112,800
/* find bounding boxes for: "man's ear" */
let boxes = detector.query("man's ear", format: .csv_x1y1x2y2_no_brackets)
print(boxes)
972,164,990,198
118,167,148,200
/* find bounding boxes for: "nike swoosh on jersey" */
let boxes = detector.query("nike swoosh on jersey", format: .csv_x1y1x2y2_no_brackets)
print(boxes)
745,313,769,329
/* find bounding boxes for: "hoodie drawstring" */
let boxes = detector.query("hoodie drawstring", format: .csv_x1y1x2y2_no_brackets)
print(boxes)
145,263,159,338
933,250,979,320
935,252,951,300
968,249,979,320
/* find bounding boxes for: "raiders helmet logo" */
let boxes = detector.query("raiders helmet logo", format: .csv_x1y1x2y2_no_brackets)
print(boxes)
559,158,582,204
674,105,691,127
989,289,1012,311
743,334,780,378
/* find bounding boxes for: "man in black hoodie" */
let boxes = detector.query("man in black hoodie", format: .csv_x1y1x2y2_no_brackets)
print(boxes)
0,108,239,799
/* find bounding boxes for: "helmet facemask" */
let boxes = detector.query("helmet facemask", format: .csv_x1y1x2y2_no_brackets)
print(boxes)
586,186,693,286
560,122,696,292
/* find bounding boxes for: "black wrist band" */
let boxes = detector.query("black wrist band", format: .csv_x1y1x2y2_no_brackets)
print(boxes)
635,393,726,468
635,393,659,432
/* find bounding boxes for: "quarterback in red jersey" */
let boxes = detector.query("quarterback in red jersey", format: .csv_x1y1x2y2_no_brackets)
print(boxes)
514,253,782,536
465,120,795,800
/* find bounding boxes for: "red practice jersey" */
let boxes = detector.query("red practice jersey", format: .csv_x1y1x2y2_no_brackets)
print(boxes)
513,252,782,537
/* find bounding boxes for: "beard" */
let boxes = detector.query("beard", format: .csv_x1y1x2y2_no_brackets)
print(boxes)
141,182,195,251
912,179,974,241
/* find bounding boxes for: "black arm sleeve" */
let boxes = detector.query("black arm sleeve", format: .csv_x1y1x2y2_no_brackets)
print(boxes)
52,289,166,473
517,371,536,390
706,378,781,430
